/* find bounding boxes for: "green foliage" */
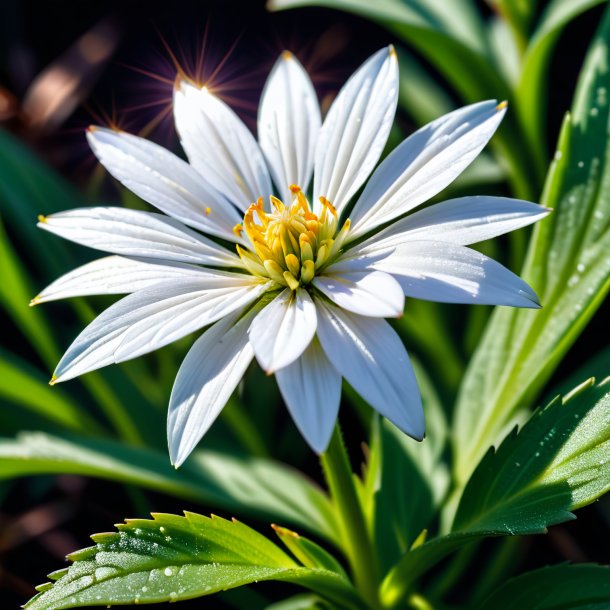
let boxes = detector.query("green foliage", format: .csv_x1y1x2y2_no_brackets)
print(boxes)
453,6,610,487
25,513,363,610
477,564,610,609
380,378,610,606
0,432,339,545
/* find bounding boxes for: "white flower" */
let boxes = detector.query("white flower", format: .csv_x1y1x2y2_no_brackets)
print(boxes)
34,47,549,466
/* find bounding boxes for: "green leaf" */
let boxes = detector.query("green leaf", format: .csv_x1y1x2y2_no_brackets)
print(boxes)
365,360,449,574
516,0,608,174
382,379,610,606
476,563,610,609
265,593,325,610
453,6,610,486
0,432,339,545
0,218,60,368
272,525,348,578
0,129,81,276
25,513,364,610
0,350,102,434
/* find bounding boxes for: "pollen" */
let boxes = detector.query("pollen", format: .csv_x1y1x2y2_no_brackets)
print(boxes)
237,186,350,290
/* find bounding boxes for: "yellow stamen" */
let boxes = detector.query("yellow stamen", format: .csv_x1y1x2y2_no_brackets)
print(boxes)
38,214,47,223
237,192,351,290
205,207,211,215
49,375,57,386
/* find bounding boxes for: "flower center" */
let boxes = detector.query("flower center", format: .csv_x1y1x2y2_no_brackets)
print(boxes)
234,185,350,290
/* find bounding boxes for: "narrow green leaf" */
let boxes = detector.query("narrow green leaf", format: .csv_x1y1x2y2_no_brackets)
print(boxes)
365,361,449,574
516,0,608,173
476,563,610,609
25,514,363,610
382,379,610,606
265,593,324,610
0,218,59,368
273,525,348,578
454,7,610,486
0,350,102,434
0,129,81,276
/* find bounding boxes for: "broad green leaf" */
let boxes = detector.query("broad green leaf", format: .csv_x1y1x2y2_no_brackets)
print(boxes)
0,350,102,434
382,379,610,606
516,0,608,173
25,513,364,610
476,563,610,609
0,432,339,545
453,8,610,486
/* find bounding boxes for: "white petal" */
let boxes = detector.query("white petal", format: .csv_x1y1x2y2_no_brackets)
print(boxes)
38,207,241,267
174,81,272,210
34,256,218,304
313,269,403,318
248,288,317,373
168,307,257,467
373,240,540,307
276,338,341,453
315,300,424,440
53,275,270,382
258,52,321,203
87,127,243,242
313,46,398,214
348,101,508,240
357,196,550,251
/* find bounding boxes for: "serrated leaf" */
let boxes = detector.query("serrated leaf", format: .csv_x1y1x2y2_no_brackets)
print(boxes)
0,432,339,545
476,563,610,609
273,525,347,578
25,513,363,610
453,6,610,487
381,380,610,607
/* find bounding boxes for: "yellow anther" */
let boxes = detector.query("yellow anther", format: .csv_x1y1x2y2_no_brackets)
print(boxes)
283,271,300,291
301,259,315,284
205,207,211,215
37,214,47,223
299,237,314,262
497,100,508,110
270,195,285,213
285,253,300,277
29,295,41,307
233,223,244,237
235,190,352,290
49,375,57,386
264,259,288,285
319,196,337,217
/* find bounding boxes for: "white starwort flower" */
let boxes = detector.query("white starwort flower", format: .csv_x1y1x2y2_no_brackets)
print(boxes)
34,46,549,466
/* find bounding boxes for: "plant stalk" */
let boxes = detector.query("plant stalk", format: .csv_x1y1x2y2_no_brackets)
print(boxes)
321,425,381,610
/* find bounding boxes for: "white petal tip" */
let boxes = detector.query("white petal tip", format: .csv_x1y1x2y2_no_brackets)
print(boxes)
281,50,294,61
49,375,58,386
388,44,397,60
29,296,41,307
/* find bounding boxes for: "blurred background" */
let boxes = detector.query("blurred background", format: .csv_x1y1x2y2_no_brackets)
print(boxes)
1,0,609,608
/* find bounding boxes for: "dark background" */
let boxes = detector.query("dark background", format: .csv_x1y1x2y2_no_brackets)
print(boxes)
1,1,608,608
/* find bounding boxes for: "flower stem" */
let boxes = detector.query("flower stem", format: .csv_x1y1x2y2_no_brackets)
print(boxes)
321,425,381,610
